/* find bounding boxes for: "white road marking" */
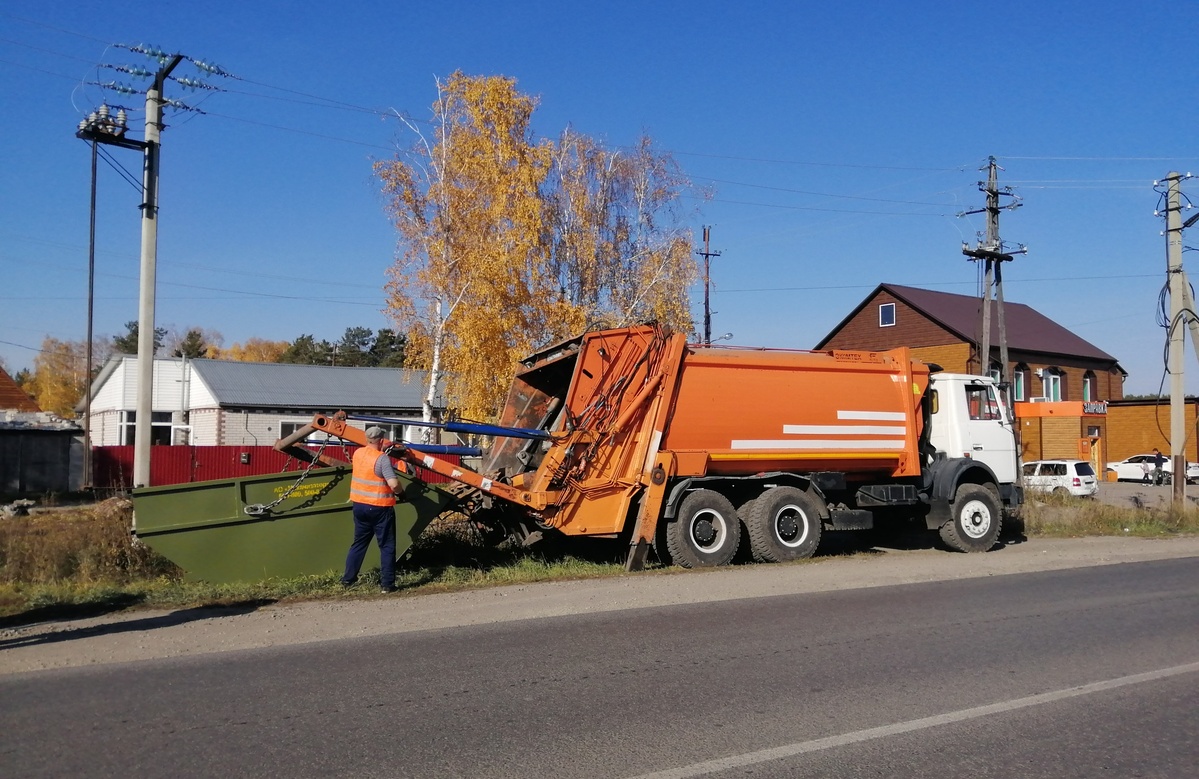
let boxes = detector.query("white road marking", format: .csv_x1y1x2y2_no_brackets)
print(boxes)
626,661,1199,779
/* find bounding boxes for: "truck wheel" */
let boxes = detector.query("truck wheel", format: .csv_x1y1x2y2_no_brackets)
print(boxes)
939,484,1002,553
666,489,741,568
746,487,821,562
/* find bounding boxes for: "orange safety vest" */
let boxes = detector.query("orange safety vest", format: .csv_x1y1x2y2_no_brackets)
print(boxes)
350,447,395,506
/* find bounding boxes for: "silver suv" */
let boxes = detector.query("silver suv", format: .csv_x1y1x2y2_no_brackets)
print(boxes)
1022,460,1099,497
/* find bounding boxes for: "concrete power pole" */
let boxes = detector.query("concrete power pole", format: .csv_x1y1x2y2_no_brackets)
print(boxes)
132,54,183,489
696,226,722,345
961,157,1026,388
1163,172,1195,502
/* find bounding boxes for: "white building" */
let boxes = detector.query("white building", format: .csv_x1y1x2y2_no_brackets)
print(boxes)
83,356,442,447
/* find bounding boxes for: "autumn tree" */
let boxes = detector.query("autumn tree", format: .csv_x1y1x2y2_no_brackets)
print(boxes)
542,130,700,340
211,338,290,363
377,72,552,424
377,74,705,423
24,337,89,417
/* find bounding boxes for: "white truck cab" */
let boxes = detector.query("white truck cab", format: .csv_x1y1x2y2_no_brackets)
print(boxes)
926,373,1019,486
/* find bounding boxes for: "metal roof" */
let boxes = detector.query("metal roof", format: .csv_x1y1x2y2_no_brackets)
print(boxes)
189,360,436,410
818,283,1121,366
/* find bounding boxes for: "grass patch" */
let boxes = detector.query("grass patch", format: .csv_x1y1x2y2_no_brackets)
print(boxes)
3,493,1195,626
0,503,634,624
1019,491,1199,537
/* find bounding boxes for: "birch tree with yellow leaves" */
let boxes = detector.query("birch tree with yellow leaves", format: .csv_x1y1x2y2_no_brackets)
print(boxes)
377,73,704,423
542,130,700,340
377,72,551,426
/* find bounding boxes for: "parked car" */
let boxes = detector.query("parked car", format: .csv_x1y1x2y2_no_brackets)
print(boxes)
1105,453,1199,484
1022,460,1099,497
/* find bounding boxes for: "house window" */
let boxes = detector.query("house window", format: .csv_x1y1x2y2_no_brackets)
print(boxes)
1083,371,1097,401
1043,368,1062,401
878,302,896,327
121,411,173,445
279,420,337,445
988,362,1002,384
279,421,421,446
1013,364,1028,401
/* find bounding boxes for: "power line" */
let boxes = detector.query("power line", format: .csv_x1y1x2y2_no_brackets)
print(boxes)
718,272,1157,294
691,175,962,207
95,144,142,192
690,195,951,217
665,148,971,171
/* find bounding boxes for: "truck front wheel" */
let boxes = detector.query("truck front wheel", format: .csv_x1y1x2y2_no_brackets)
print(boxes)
667,489,741,568
939,484,1002,553
746,486,822,562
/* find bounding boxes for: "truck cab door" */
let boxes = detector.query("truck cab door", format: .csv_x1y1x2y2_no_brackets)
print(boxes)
961,382,1018,484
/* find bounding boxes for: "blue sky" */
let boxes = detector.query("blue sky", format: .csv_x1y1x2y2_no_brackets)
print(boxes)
2,1,1197,394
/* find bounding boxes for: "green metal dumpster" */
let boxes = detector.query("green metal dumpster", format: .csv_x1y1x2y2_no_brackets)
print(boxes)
131,467,458,583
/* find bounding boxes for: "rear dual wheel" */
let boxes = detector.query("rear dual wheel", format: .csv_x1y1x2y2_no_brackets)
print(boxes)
745,487,822,563
664,489,741,568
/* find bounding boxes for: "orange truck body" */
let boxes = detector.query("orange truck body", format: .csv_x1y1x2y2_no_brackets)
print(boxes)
318,324,1019,570
486,325,930,538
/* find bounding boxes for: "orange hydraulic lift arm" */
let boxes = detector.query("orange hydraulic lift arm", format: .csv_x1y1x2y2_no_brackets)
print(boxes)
307,412,557,512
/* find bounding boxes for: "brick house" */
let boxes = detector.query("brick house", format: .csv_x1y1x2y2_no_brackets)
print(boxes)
815,284,1126,466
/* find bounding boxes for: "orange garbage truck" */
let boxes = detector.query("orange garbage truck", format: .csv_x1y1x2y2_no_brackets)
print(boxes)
311,324,1022,571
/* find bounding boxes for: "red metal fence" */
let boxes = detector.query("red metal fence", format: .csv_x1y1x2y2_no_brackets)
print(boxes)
93,446,459,490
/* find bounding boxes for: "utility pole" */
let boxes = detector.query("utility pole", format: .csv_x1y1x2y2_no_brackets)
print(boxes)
960,157,1026,388
696,226,722,345
1160,172,1199,503
77,46,229,499
131,54,184,489
78,105,141,489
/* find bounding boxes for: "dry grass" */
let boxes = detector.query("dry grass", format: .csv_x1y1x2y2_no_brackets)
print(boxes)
0,498,179,585
1019,491,1199,537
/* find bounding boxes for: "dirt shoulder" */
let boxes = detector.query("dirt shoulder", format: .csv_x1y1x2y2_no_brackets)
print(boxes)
2,535,1197,676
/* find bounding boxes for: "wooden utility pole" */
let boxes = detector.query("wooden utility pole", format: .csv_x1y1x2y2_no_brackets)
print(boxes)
696,226,722,345
961,157,1026,387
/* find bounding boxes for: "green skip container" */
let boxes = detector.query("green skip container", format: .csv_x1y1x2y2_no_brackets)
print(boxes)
131,467,458,584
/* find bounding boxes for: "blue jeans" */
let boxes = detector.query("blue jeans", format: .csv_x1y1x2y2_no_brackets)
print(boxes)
342,502,397,588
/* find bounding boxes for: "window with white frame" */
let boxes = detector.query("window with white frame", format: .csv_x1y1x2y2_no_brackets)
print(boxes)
1043,368,1062,401
121,411,173,445
878,302,896,327
1082,371,1096,401
278,421,336,445
1013,364,1028,401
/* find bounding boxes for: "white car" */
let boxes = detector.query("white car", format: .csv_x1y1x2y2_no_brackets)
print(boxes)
1022,460,1099,497
1105,454,1199,484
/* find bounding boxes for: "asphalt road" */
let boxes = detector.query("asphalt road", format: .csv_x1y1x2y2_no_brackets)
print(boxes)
2,557,1196,778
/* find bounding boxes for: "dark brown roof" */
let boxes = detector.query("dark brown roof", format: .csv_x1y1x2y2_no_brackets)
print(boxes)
818,283,1121,365
0,367,40,412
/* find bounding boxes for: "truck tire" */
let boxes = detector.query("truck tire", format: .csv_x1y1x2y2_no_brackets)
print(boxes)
939,484,1002,553
666,489,741,568
746,487,821,563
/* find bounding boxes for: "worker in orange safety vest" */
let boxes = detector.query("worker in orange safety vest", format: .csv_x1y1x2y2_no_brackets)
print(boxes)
341,426,401,593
